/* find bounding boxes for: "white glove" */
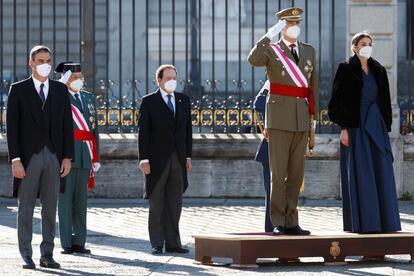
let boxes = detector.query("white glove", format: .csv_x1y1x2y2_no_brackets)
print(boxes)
312,120,317,130
59,70,72,84
92,162,101,172
266,19,287,40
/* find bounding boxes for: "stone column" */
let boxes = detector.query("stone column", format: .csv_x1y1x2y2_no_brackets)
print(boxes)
347,0,403,196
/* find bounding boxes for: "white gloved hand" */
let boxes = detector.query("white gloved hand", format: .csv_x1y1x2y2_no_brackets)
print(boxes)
59,70,72,84
92,162,101,172
312,120,317,130
266,19,287,40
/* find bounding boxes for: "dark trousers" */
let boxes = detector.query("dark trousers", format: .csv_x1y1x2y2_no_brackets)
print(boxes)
148,151,184,248
262,163,273,232
17,147,60,258
58,168,89,248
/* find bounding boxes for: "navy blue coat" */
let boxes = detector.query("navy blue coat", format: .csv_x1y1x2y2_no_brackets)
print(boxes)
254,86,269,164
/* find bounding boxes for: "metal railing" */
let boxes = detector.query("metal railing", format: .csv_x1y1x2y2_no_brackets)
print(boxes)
0,0,412,134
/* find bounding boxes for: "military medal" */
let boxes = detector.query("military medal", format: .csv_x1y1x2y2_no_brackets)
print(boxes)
88,103,95,114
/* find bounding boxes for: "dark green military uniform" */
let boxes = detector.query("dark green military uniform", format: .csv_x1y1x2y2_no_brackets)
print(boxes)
55,61,100,251
247,7,319,229
58,89,99,250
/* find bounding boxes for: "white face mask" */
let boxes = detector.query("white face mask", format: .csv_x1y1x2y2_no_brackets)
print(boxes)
70,79,84,92
359,46,372,59
36,63,51,77
286,25,301,39
164,79,177,93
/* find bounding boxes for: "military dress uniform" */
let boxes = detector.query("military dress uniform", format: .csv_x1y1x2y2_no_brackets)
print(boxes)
253,81,273,232
247,7,318,234
56,63,100,253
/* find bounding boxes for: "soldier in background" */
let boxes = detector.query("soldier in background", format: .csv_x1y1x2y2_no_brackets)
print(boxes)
253,80,273,233
56,62,100,255
248,7,318,235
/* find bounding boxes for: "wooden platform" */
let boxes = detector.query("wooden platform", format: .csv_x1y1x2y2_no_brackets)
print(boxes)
193,232,414,267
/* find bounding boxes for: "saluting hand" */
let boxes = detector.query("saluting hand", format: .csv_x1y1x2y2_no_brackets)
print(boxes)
267,19,287,39
60,158,72,177
12,160,26,179
139,162,151,175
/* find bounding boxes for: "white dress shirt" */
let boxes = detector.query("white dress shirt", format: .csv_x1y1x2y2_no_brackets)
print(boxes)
32,75,50,100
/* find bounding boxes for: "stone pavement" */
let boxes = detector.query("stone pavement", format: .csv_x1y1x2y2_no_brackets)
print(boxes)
0,198,414,275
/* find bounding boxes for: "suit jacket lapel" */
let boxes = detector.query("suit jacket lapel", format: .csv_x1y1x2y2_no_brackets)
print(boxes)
278,40,308,81
278,40,296,64
298,42,306,76
174,93,182,125
81,92,93,129
80,91,89,116
49,81,62,130
349,55,363,82
68,95,80,130
26,77,45,127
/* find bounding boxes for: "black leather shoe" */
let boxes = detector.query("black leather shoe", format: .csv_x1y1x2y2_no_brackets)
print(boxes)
39,256,60,269
152,246,163,255
22,256,36,269
71,244,91,254
61,247,74,254
272,226,285,235
165,247,189,254
285,225,311,235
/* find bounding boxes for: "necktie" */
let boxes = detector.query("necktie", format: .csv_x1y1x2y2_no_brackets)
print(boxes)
39,83,46,103
74,93,83,113
167,94,174,113
289,44,299,64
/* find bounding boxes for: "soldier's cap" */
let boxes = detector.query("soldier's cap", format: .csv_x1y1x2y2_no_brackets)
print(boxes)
55,62,81,73
276,7,303,22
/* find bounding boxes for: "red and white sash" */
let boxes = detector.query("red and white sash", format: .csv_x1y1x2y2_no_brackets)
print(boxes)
71,104,99,189
269,43,308,88
71,105,93,159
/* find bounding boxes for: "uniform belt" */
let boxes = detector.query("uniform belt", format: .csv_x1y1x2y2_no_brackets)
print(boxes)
73,129,99,189
269,83,315,116
269,83,310,97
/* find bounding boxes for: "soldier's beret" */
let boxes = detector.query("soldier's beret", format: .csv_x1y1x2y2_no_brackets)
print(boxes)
55,62,81,73
276,7,303,22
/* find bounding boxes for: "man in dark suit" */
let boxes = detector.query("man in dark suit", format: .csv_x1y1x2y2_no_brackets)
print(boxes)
138,64,192,255
6,45,74,269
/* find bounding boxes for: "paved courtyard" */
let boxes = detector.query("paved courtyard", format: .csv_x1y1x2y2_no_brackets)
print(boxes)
0,198,414,275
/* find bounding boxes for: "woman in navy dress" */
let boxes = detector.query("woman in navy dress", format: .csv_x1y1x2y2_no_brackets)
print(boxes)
328,32,401,234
